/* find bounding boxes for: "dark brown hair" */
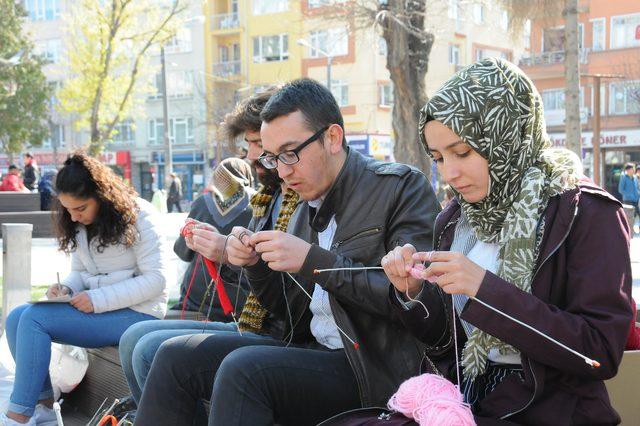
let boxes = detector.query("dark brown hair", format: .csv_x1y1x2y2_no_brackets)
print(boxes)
54,152,139,253
222,87,279,145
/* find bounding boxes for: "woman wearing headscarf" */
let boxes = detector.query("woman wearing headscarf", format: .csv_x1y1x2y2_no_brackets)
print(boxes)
118,157,254,405
382,58,633,424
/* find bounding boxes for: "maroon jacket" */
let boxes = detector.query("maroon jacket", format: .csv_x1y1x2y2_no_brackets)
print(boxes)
394,181,633,425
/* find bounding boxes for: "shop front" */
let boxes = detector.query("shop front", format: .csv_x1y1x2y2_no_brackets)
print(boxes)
150,149,205,201
549,128,640,199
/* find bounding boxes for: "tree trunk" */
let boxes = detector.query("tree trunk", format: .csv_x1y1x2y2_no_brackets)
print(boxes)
380,1,433,177
563,0,582,157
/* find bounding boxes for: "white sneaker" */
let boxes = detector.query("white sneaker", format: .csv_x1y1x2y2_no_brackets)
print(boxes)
0,413,36,426
33,406,58,426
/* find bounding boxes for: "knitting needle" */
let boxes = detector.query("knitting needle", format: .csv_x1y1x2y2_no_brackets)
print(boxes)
315,264,601,368
286,272,360,350
469,296,600,368
313,266,383,274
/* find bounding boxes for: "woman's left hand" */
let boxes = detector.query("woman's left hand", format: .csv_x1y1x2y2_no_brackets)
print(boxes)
412,251,486,298
70,291,94,313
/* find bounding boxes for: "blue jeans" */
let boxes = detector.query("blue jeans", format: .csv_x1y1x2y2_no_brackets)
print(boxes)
118,320,240,403
5,303,156,416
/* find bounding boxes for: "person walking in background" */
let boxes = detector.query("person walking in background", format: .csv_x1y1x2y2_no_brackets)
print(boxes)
618,163,639,233
167,172,183,213
0,165,27,192
37,170,57,211
22,153,39,191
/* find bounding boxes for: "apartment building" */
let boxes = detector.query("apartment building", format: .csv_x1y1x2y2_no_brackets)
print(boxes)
8,0,208,201
205,0,395,160
519,0,640,197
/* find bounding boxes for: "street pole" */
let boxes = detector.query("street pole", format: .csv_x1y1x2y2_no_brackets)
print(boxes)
327,55,332,94
160,47,173,178
592,76,601,187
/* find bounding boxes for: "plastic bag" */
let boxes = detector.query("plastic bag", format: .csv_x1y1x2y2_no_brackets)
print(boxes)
49,344,89,398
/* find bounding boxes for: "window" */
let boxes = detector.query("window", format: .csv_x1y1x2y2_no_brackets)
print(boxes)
164,28,192,54
47,81,60,107
309,27,348,57
448,44,460,65
219,46,230,62
171,117,194,145
542,24,584,52
609,82,640,115
24,0,61,21
309,0,346,7
148,118,194,145
327,80,348,107
543,87,586,111
232,43,240,61
253,34,289,62
473,3,484,25
150,71,194,99
148,119,164,145
253,0,287,15
611,14,640,49
111,120,135,144
378,37,387,56
34,39,62,63
524,20,532,48
542,89,565,111
380,83,393,107
591,18,606,51
43,124,65,149
501,10,509,31
475,48,510,62
448,0,459,20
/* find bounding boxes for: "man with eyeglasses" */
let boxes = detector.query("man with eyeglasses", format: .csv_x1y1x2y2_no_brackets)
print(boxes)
136,78,441,426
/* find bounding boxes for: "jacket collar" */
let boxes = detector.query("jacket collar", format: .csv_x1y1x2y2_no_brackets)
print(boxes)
435,179,619,265
309,147,363,232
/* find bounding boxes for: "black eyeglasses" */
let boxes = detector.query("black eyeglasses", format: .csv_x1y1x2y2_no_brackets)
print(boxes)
258,126,330,170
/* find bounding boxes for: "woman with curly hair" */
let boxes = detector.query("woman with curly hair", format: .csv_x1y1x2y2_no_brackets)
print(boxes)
3,153,169,426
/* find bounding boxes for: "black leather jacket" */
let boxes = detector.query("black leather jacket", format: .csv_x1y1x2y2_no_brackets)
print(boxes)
245,148,441,406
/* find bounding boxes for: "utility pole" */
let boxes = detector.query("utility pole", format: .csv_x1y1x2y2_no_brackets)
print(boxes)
581,73,624,187
160,47,173,177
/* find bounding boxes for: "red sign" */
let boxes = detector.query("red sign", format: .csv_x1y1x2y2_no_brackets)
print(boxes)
636,24,640,40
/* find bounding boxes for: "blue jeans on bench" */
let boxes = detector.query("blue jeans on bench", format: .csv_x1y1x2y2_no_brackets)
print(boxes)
118,320,242,404
5,303,155,417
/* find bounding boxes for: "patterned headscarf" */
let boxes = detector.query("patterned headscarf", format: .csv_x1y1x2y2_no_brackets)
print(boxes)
419,58,582,379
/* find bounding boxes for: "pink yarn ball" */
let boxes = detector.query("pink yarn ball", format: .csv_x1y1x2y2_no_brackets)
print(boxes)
388,374,475,426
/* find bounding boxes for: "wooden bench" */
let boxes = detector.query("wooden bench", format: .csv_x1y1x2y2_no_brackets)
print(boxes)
0,192,40,212
0,211,57,238
606,349,640,425
63,310,204,420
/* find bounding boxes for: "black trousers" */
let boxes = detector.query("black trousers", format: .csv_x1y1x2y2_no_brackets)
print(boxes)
134,333,360,426
167,199,182,213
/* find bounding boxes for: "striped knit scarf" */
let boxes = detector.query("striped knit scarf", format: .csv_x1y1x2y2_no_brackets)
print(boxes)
237,187,300,333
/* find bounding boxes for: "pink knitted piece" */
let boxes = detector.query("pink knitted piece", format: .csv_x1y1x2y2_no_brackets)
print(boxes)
388,374,475,426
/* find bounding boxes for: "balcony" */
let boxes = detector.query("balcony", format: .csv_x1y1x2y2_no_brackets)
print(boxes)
519,48,590,67
210,13,239,32
212,60,241,78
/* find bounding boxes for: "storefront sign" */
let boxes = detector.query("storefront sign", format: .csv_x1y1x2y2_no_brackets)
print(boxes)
548,129,640,149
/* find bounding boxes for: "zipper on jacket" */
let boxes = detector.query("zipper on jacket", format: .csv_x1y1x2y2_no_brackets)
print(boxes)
331,226,383,250
500,205,579,420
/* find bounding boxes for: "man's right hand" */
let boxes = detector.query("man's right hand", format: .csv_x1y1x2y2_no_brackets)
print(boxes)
46,284,71,299
191,228,227,263
226,226,260,267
